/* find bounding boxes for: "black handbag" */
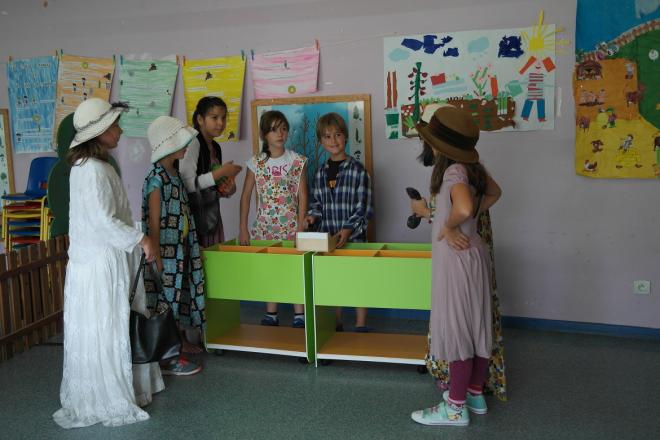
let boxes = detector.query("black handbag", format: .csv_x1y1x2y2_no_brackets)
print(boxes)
188,183,220,236
129,255,181,364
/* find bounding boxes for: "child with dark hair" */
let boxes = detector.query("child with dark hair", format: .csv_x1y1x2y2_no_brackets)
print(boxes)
179,96,242,248
239,110,308,327
305,112,373,331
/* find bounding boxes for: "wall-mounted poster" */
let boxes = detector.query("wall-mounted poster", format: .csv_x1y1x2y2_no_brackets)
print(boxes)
118,58,179,137
54,54,115,140
251,94,373,188
384,12,560,139
0,109,16,205
182,55,246,142
6,56,58,153
252,44,320,99
574,0,660,178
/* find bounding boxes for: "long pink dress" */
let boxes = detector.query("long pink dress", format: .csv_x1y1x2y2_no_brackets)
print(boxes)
429,164,493,362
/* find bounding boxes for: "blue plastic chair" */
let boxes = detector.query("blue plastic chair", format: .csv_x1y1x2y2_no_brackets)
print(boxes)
2,156,58,202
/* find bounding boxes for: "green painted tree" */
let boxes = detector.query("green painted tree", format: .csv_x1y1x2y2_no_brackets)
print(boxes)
408,62,428,123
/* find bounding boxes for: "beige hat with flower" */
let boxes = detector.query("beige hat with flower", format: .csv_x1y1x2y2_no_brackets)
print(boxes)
148,116,198,163
70,98,126,149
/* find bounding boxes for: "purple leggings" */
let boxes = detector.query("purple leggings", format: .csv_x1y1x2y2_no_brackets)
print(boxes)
448,356,489,404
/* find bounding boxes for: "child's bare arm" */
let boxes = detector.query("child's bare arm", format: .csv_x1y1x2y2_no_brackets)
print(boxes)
439,183,473,249
239,169,256,245
297,165,309,231
446,183,474,228
479,174,502,214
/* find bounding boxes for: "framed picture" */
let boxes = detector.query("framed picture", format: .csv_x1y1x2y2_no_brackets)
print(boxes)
251,94,373,188
0,109,16,205
251,94,374,240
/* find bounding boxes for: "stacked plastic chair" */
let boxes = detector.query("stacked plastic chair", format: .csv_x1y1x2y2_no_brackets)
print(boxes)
1,156,57,249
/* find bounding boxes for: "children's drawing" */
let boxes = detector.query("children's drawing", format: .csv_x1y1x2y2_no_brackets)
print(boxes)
384,11,561,138
118,59,178,137
182,56,246,143
251,94,372,188
54,54,115,141
574,0,660,178
251,44,320,99
6,56,58,153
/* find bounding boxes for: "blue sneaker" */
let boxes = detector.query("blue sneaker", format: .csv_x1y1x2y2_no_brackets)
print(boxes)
411,401,469,426
292,316,305,328
160,356,202,376
260,314,279,326
443,390,487,415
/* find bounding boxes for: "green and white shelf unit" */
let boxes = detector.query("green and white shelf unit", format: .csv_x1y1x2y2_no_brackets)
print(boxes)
312,242,431,366
203,240,431,366
203,240,316,363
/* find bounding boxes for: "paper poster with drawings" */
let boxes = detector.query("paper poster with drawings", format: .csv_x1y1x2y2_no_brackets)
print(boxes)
251,44,320,99
574,0,660,179
0,109,16,204
182,56,246,142
251,94,373,188
384,13,559,139
118,58,179,137
6,56,58,153
54,54,115,139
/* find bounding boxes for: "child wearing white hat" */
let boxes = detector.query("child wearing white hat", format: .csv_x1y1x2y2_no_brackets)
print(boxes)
54,98,162,428
142,115,206,376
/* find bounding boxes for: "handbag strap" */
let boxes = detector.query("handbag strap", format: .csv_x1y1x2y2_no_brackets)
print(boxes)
129,253,164,305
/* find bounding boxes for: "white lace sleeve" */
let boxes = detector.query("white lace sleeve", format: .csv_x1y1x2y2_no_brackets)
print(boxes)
87,162,143,252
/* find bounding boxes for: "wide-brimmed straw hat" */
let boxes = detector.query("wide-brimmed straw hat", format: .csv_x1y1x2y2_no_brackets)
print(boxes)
416,103,480,163
148,116,198,163
69,98,125,149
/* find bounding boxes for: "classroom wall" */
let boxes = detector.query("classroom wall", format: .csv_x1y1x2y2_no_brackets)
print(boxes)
1,0,658,329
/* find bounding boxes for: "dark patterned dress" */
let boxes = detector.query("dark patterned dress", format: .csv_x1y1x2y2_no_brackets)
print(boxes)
425,210,507,401
141,164,206,330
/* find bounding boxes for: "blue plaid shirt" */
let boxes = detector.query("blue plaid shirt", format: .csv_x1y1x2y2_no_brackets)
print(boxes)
307,156,373,242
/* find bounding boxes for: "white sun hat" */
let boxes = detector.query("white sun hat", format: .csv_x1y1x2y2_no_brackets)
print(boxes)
69,98,125,149
148,115,198,163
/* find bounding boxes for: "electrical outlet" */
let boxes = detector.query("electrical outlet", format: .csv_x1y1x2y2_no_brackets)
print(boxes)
633,280,651,295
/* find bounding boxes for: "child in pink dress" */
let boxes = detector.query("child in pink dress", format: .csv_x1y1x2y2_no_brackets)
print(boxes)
410,105,502,427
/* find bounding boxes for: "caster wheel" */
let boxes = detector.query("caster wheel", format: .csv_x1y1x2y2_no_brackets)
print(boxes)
416,365,428,374
213,349,225,356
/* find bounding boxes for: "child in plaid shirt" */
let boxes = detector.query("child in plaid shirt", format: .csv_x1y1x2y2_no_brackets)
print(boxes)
305,112,374,332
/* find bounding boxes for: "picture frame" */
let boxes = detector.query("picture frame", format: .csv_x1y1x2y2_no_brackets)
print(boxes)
251,94,374,240
251,94,373,188
0,109,16,206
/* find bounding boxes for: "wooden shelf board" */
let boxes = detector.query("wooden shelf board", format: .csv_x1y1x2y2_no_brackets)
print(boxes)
206,324,307,355
317,332,426,364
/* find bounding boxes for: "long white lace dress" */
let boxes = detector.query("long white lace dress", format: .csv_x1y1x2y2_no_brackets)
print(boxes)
53,158,164,429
